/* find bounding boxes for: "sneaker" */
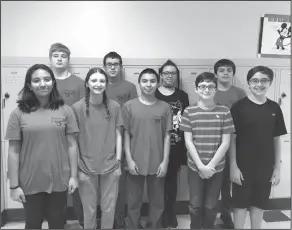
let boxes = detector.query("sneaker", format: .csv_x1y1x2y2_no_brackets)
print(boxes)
114,215,126,229
138,219,144,229
220,214,234,229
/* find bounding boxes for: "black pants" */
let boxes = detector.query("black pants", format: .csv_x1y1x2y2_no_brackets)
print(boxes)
72,188,84,226
220,158,232,218
164,159,180,220
23,191,67,229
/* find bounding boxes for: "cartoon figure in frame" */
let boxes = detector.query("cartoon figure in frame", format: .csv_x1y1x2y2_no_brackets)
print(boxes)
275,23,291,50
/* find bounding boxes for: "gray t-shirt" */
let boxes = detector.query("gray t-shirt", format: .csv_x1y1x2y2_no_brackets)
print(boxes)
215,86,246,109
72,99,124,175
56,74,85,106
5,105,79,195
122,98,172,176
106,80,138,107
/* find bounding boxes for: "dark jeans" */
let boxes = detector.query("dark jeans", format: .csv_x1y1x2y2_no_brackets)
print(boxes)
23,191,67,229
164,160,180,220
127,173,164,229
188,168,223,229
220,158,232,218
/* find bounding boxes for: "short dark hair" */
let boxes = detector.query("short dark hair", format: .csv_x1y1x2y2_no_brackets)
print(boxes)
214,59,236,75
246,66,274,82
195,72,217,88
159,59,180,88
49,43,71,59
17,64,64,113
138,68,160,83
103,51,123,66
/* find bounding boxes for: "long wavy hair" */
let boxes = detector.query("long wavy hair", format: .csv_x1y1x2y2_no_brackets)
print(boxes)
84,67,110,120
17,64,64,113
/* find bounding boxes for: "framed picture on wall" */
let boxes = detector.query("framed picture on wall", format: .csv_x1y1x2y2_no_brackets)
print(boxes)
258,14,291,58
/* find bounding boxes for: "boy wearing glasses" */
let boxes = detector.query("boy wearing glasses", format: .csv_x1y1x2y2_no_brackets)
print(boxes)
213,59,246,229
102,51,138,229
155,60,189,228
180,72,235,229
230,66,287,229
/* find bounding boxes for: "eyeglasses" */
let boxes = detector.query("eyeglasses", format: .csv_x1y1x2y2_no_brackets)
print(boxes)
162,71,178,77
106,63,120,68
249,78,270,85
197,85,217,91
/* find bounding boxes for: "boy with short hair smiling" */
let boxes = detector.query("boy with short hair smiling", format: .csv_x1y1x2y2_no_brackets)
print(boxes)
214,59,246,228
123,68,172,229
230,66,287,229
180,72,235,229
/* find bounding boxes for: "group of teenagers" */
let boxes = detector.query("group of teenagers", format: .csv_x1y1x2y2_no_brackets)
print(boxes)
6,43,287,230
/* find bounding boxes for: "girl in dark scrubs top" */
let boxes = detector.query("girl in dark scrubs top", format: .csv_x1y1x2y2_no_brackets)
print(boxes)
6,64,79,229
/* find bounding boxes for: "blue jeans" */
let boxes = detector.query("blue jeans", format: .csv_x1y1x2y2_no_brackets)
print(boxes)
188,168,223,229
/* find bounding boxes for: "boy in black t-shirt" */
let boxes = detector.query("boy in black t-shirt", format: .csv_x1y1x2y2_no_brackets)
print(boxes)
230,66,287,229
155,60,189,228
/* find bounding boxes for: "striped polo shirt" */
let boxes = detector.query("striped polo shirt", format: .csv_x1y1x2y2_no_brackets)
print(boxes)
180,103,235,173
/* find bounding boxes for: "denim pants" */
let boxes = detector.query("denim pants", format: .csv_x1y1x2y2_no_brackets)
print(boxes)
78,168,120,229
220,157,232,217
188,168,223,229
126,173,164,229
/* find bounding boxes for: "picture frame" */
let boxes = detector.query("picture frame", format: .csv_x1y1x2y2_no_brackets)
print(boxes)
258,14,291,58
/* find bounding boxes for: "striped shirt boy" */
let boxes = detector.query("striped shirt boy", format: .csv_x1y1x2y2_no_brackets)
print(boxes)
180,104,235,172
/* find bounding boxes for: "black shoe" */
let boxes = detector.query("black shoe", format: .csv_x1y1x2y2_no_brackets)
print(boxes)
169,216,178,228
220,214,234,229
166,209,178,228
114,216,126,229
96,217,101,229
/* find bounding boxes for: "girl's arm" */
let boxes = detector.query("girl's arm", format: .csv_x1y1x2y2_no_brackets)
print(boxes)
67,133,78,178
116,126,122,161
8,140,21,187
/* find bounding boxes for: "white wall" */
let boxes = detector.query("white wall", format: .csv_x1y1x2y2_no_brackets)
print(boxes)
1,1,290,59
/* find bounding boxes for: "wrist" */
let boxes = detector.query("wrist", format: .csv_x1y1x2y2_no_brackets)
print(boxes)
274,164,281,170
207,162,215,168
198,164,205,171
10,185,20,190
126,157,134,164
162,159,169,165
230,161,238,168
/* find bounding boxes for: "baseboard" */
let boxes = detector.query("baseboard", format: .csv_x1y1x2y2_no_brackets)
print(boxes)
3,198,291,223
1,210,7,227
